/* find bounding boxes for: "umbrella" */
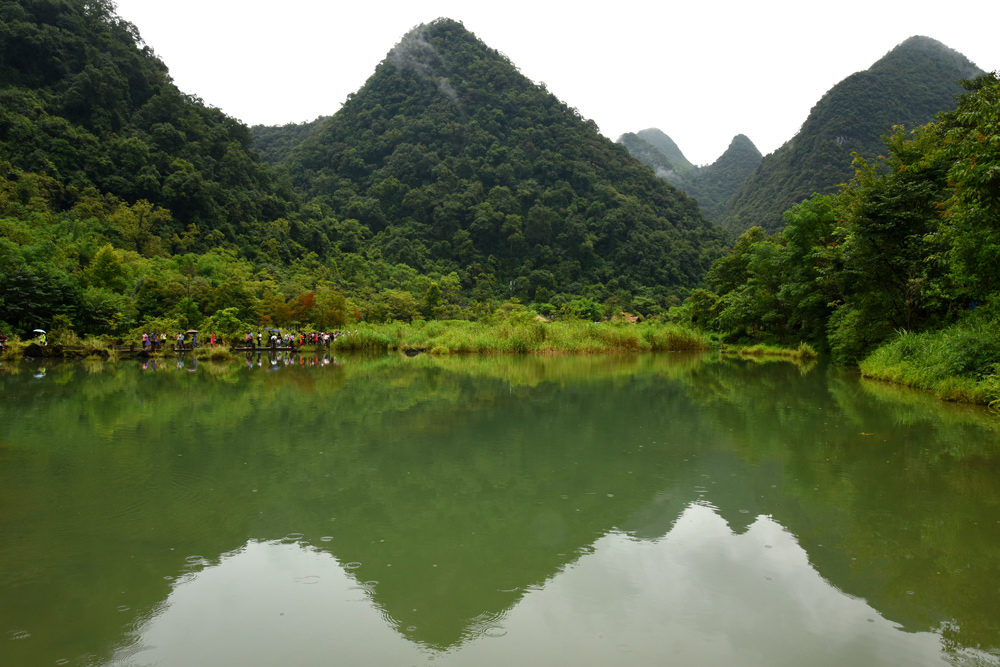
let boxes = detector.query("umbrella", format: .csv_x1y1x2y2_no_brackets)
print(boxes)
186,329,198,334
34,329,46,333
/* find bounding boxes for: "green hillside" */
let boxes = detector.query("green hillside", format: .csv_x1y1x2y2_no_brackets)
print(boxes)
274,19,723,307
719,36,982,235
620,131,762,220
251,116,326,165
617,132,684,187
635,128,696,176
0,5,722,337
688,134,762,219
0,0,314,257
674,72,1000,402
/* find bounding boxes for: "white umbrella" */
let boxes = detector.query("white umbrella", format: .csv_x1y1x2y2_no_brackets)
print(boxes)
34,329,46,333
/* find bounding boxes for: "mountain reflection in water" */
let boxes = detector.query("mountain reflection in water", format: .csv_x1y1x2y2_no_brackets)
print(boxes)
1,353,998,666
110,505,950,667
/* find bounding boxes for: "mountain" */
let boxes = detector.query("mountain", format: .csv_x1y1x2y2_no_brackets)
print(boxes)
635,128,696,177
251,116,327,165
718,36,983,235
691,134,763,219
0,0,308,259
619,130,762,220
0,3,723,336
267,18,723,304
617,132,685,188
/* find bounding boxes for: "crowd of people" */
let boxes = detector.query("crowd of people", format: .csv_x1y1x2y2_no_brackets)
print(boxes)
240,330,348,350
1,329,352,358
136,330,350,351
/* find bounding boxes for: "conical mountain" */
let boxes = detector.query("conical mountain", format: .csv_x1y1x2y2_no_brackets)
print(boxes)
278,19,723,303
719,36,983,235
689,134,763,219
635,128,697,177
617,132,685,188
618,131,762,220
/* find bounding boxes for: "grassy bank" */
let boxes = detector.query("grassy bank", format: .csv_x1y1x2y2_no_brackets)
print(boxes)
2,319,711,358
731,342,819,361
329,318,711,354
859,317,1000,407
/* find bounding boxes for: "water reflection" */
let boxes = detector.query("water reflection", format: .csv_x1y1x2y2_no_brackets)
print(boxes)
1,354,999,666
107,505,965,667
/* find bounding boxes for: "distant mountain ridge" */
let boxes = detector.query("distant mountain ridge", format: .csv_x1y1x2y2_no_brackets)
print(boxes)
619,130,762,220
718,35,982,234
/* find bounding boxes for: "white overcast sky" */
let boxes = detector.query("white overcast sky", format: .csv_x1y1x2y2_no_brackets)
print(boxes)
112,0,995,166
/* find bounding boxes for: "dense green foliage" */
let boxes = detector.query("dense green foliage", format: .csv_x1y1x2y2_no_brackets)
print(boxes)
620,131,762,219
860,314,1000,405
617,132,685,186
675,73,1000,402
0,6,725,337
686,134,762,219
0,0,314,257
250,116,326,165
634,128,696,177
266,19,723,309
719,36,982,235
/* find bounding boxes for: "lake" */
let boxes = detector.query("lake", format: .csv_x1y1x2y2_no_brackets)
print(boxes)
1,352,999,666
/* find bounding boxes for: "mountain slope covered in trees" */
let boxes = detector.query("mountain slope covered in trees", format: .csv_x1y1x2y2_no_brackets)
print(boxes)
0,0,319,259
616,132,684,187
267,18,724,308
674,72,1000,403
0,5,723,337
619,130,762,220
718,36,982,235
635,128,696,177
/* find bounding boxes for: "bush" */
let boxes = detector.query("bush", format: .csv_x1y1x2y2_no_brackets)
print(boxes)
828,306,893,365
859,314,1000,404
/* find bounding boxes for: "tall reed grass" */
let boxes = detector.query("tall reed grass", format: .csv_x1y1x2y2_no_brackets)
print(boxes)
860,317,1000,406
326,320,711,354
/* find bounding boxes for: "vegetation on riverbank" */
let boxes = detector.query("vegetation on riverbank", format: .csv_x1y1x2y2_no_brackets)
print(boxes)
2,315,711,358
330,317,710,354
731,342,818,361
859,314,1000,407
1,3,996,406
673,72,1000,406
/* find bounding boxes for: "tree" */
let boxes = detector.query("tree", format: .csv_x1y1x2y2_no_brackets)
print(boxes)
313,291,348,329
778,195,838,344
172,296,203,330
827,124,953,361
87,244,129,293
938,73,1000,297
422,281,442,319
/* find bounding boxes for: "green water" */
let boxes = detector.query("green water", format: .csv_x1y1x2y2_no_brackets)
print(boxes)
1,352,999,666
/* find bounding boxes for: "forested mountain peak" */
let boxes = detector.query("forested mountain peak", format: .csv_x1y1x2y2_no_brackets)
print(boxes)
276,18,723,307
616,132,682,186
618,131,762,221
634,128,696,175
724,134,760,156
717,35,982,235
871,35,981,78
